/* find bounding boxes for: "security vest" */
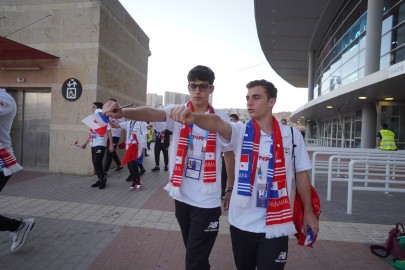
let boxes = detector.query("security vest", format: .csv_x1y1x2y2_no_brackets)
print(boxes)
379,129,397,151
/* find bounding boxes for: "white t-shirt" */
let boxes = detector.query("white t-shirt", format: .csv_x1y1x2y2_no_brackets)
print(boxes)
227,121,311,233
89,130,108,147
120,120,148,153
110,117,124,138
155,104,232,208
0,89,16,154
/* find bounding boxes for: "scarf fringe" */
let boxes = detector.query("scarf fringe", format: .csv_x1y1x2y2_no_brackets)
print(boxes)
236,195,250,208
164,183,181,197
201,183,216,194
265,222,297,239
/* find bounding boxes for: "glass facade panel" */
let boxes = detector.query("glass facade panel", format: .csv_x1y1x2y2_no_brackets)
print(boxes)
381,32,393,55
341,54,360,78
313,0,405,102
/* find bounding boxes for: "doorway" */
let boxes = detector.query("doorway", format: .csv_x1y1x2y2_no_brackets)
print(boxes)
9,89,51,168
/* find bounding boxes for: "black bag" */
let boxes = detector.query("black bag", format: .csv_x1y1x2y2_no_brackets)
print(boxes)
370,223,405,260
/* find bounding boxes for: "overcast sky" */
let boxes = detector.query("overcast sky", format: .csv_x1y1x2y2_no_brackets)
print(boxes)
119,0,308,112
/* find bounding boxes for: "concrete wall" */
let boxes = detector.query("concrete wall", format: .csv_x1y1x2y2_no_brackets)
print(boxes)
0,0,149,175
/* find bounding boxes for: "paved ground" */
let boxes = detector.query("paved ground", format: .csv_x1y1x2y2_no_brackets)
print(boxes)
0,147,403,269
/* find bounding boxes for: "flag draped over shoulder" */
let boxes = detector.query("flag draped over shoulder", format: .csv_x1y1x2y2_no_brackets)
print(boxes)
81,109,109,136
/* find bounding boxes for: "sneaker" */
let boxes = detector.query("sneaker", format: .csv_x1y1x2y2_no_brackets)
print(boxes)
164,166,168,171
151,167,160,172
115,166,123,172
91,181,100,187
10,218,35,252
140,169,146,175
129,182,136,191
135,184,142,190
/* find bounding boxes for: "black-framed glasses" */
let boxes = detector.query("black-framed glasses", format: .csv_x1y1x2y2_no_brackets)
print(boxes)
188,84,212,92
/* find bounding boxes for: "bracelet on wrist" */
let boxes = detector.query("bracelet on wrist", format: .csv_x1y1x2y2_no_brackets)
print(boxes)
225,188,233,193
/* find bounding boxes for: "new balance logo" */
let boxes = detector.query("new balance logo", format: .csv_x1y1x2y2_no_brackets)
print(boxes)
275,251,287,263
204,221,219,232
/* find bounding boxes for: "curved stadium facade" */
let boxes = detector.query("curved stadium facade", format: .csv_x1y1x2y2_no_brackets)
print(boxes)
255,0,405,149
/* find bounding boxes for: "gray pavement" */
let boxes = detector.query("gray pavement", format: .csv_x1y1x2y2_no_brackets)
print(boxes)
0,147,403,269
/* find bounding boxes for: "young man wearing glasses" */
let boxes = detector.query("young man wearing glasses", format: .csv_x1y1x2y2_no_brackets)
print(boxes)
103,65,233,270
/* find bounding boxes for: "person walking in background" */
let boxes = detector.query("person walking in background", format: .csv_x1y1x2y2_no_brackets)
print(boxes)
169,79,319,269
104,98,124,174
0,88,35,252
112,119,148,190
103,65,233,270
376,123,397,150
80,102,113,189
151,129,173,172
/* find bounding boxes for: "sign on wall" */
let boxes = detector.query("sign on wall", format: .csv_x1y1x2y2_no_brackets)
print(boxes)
61,78,82,101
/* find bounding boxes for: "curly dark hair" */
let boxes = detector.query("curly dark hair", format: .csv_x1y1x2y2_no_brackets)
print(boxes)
246,79,277,99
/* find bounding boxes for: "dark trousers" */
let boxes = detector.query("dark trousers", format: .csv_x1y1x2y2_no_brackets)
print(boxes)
154,142,169,167
175,200,221,270
104,137,121,172
91,146,106,179
127,160,140,184
0,172,22,232
230,225,289,270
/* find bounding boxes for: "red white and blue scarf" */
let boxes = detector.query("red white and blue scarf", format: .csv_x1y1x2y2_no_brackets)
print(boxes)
0,143,22,176
236,117,296,238
166,102,217,196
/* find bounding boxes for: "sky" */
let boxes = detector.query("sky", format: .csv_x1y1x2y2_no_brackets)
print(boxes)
118,0,308,113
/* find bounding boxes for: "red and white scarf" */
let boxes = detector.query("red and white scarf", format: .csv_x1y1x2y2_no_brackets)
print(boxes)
166,102,217,196
236,117,296,238
0,143,23,176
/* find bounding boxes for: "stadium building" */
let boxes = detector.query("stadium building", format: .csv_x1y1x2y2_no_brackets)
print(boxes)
255,0,405,149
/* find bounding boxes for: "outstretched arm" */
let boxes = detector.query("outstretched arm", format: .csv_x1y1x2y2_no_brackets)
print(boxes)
170,106,232,140
103,101,166,123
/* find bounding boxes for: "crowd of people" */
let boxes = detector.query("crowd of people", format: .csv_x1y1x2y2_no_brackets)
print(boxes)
1,64,319,270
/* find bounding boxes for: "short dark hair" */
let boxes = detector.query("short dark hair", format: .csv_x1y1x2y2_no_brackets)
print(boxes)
246,79,277,99
187,65,215,85
229,113,239,121
93,102,103,109
382,123,388,129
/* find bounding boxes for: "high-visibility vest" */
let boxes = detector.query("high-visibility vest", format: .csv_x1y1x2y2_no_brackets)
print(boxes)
379,129,397,151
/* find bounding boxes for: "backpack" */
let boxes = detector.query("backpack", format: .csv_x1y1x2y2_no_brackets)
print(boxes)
371,223,405,260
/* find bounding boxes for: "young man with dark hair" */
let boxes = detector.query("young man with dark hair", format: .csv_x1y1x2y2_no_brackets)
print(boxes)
80,102,113,189
169,79,319,269
103,65,233,270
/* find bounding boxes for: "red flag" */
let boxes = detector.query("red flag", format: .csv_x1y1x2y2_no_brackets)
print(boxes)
120,133,139,166
293,185,321,247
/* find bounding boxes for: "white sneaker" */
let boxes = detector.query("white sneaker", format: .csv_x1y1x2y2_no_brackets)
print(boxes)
10,218,35,252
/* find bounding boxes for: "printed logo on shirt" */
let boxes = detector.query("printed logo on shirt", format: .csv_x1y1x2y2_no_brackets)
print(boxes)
204,221,219,232
193,135,205,140
284,147,291,155
275,251,287,263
